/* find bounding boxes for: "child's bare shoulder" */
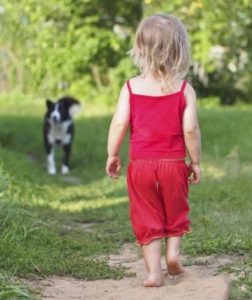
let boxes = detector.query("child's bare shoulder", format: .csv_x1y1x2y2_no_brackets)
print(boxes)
184,82,197,103
128,76,142,84
126,76,143,93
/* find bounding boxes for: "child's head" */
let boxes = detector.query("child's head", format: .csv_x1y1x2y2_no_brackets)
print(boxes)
131,13,190,91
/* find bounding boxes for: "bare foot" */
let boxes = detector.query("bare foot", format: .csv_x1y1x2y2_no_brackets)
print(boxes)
167,256,184,276
142,273,163,287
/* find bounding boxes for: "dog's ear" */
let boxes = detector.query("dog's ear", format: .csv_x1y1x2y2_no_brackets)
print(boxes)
46,99,54,109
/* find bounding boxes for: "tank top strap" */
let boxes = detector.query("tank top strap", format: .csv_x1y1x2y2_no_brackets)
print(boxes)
180,80,187,93
126,80,132,95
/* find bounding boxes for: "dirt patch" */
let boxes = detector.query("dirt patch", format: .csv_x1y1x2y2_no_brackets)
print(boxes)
24,244,232,300
60,176,82,184
62,221,98,232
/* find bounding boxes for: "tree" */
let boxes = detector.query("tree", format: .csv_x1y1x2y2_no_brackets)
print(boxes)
144,0,252,104
0,0,142,97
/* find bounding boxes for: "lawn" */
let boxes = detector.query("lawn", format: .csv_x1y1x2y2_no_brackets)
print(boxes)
0,95,251,299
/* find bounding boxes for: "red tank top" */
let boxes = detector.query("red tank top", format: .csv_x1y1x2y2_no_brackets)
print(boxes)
127,79,187,160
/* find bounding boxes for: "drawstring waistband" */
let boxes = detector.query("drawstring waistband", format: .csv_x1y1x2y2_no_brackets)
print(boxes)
129,157,185,163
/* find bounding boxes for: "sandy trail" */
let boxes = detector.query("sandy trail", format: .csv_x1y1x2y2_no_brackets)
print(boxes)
25,244,231,300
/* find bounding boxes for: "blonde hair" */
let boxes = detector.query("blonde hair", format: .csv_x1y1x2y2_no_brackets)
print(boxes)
131,13,190,92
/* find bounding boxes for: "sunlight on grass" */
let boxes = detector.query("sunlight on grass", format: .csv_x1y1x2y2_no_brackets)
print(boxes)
242,165,252,174
36,195,128,212
202,160,252,180
202,162,226,179
25,176,129,212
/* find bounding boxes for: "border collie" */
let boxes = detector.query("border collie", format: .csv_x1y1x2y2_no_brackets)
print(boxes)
43,96,81,175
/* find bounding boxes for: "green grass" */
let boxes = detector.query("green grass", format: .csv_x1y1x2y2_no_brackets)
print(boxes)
0,272,35,300
220,256,252,300
0,94,252,298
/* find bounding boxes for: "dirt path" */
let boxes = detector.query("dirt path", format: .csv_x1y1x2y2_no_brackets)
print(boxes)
25,244,232,300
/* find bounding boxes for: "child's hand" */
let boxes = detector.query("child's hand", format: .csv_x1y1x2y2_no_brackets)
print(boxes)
106,156,122,179
188,163,201,184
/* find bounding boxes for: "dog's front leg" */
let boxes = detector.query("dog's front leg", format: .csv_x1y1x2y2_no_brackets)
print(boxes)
46,144,56,175
61,143,71,174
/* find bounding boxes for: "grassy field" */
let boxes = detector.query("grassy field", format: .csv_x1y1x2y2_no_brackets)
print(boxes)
0,95,251,299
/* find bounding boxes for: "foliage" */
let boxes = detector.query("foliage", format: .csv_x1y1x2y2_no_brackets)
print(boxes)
1,0,252,104
0,0,141,100
144,0,252,104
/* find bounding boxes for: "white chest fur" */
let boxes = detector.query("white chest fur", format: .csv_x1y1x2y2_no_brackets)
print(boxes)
47,120,72,145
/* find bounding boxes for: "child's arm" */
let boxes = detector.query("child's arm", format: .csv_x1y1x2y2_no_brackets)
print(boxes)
183,84,201,184
106,83,130,179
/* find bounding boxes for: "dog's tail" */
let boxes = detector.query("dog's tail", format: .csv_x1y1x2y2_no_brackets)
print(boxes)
59,96,82,117
69,101,81,117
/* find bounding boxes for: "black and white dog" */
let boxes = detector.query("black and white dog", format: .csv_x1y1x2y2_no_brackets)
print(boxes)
43,96,81,175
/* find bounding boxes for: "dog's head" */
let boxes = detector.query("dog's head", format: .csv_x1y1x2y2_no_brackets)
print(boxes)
46,100,63,124
46,97,81,124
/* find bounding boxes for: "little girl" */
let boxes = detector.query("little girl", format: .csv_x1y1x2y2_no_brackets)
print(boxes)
106,13,201,287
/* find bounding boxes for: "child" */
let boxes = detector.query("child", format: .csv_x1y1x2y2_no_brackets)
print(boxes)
106,13,201,287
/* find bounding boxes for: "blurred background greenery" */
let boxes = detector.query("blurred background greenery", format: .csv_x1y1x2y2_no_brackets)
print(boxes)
0,0,252,105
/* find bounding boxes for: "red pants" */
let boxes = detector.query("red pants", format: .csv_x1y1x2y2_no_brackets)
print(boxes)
127,160,190,245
